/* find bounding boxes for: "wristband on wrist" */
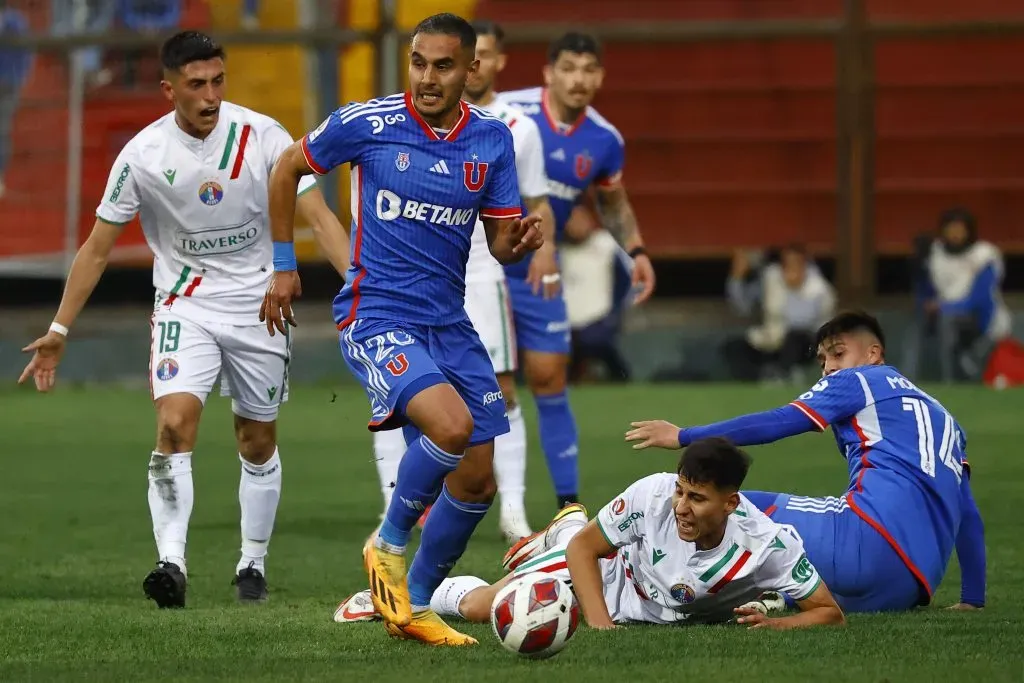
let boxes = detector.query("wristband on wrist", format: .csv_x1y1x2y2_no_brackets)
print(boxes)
272,241,298,271
49,321,69,337
628,246,647,259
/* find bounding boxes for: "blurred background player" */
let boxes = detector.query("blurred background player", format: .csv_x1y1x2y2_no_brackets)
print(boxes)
627,310,987,613
337,438,845,631
371,19,557,544
262,13,544,646
18,31,349,608
499,32,657,510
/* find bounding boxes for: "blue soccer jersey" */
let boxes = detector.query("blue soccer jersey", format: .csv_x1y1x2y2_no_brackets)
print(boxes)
301,92,523,327
790,364,967,597
497,86,625,278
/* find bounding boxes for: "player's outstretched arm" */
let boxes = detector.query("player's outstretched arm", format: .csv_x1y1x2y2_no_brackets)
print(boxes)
565,521,619,630
262,141,314,336
626,404,818,450
482,214,545,265
949,474,986,610
736,581,845,630
595,184,656,304
296,184,351,278
18,218,123,391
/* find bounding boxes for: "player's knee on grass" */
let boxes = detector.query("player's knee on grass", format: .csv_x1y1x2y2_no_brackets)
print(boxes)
234,415,277,464
459,579,508,623
405,384,475,454
523,351,568,395
154,393,203,453
496,373,518,411
446,442,498,503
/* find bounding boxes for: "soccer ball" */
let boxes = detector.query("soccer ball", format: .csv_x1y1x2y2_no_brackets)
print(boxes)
490,572,580,659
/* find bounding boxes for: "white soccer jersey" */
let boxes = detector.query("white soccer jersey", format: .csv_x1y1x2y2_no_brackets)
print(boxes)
595,474,822,625
95,101,316,325
463,98,548,284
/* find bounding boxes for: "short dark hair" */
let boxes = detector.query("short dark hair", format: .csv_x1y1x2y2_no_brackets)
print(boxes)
471,20,505,49
160,31,224,72
547,31,601,64
413,13,477,52
938,206,977,235
814,310,886,352
676,438,751,493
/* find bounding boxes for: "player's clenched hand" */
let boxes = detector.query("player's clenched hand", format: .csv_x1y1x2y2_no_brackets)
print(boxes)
18,331,67,392
260,270,302,337
625,420,682,450
509,214,544,256
631,253,657,304
526,243,561,299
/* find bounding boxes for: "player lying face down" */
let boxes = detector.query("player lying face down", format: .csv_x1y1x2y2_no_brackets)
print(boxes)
408,22,479,128
160,31,225,138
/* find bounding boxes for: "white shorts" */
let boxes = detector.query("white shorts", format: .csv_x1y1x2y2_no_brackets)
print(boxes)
464,279,516,374
149,309,291,421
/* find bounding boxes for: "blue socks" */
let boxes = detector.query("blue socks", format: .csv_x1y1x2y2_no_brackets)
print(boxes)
407,484,490,608
535,391,580,503
378,435,461,549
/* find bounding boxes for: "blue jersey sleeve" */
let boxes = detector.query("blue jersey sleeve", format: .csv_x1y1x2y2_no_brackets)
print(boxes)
595,130,625,188
300,105,367,176
479,126,523,220
789,370,869,430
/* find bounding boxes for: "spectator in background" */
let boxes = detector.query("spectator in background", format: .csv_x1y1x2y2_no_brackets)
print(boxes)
926,207,1012,382
51,0,115,88
561,203,634,382
722,244,836,383
241,0,259,30
0,0,32,199
120,0,181,86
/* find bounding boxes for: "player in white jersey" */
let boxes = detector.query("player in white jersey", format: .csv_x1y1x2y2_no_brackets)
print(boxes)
18,32,350,608
369,20,557,543
336,438,845,630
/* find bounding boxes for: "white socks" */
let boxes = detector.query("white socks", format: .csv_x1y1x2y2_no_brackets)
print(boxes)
551,516,588,548
148,451,194,574
495,405,528,521
237,449,283,575
430,576,489,617
373,429,407,512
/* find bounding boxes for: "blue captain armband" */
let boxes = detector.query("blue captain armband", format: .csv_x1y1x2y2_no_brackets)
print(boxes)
273,241,298,272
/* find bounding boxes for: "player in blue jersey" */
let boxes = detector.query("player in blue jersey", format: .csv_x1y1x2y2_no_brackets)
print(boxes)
261,13,545,646
626,311,986,613
498,32,657,511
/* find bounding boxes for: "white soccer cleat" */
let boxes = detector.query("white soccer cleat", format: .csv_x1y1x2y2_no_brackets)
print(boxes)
499,513,533,546
333,589,380,623
736,591,787,617
502,503,587,573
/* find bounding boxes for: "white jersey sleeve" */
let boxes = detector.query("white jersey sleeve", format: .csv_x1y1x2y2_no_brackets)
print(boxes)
96,143,141,225
754,523,823,602
511,114,548,199
596,474,667,547
260,119,317,196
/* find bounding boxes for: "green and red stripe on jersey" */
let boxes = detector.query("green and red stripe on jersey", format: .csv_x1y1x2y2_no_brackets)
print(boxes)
163,266,203,306
699,542,753,594
218,122,252,180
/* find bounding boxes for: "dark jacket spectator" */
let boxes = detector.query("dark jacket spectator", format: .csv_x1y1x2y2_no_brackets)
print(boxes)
0,1,32,198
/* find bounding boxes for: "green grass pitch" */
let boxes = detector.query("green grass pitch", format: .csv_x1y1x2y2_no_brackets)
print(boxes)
1,384,1022,682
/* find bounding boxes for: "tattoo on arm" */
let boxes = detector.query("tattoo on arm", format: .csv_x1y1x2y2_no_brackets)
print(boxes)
599,187,641,249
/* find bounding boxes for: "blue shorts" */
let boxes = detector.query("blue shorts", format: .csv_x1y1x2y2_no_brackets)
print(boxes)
506,275,571,355
743,491,924,613
339,318,509,446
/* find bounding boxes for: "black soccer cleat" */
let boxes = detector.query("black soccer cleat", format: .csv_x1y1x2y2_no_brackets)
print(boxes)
143,561,187,609
233,562,268,603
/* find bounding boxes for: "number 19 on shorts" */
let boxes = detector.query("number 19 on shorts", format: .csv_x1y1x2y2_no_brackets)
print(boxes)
156,321,181,353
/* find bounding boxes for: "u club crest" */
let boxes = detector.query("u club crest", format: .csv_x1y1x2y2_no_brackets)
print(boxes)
463,154,488,192
574,151,593,180
395,151,410,172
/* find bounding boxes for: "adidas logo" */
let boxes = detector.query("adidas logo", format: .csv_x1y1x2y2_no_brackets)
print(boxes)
429,160,451,175
550,148,566,161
